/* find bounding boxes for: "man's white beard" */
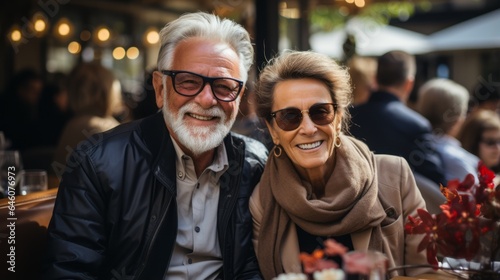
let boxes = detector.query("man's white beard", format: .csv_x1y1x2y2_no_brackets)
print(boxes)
162,90,239,156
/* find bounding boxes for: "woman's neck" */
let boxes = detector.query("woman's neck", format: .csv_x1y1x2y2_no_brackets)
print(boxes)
297,154,336,198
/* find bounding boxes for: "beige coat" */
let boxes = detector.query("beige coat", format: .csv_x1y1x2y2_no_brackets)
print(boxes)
250,154,434,278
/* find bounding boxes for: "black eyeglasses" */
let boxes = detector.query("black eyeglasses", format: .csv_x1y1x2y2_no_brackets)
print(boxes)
270,103,337,131
161,70,243,102
481,138,500,147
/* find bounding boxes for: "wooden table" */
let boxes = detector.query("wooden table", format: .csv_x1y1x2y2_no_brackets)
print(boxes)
392,273,459,280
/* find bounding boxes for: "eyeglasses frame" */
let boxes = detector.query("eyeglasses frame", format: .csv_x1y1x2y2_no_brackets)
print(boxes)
160,70,244,102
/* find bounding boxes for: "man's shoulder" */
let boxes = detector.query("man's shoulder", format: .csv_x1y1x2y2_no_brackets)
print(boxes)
73,116,156,158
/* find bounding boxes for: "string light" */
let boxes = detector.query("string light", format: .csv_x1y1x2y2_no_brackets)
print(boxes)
145,28,159,45
126,47,140,59
32,12,48,36
112,47,126,60
10,29,22,42
354,0,365,8
96,27,110,42
68,41,81,54
34,19,46,32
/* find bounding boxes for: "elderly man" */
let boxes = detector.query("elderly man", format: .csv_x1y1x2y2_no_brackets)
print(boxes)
44,12,267,279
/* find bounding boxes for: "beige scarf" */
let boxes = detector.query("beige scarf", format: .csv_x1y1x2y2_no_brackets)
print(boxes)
257,135,388,279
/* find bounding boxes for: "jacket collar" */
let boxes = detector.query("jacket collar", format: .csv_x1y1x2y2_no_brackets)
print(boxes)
368,90,401,103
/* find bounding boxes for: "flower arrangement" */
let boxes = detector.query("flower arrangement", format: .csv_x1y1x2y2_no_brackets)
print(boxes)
273,239,387,280
274,162,500,280
404,162,500,279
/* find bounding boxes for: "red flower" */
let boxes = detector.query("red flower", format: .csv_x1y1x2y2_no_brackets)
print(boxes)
323,238,348,256
405,161,499,270
299,249,338,275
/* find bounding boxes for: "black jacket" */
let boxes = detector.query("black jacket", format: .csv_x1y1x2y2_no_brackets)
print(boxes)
44,112,268,279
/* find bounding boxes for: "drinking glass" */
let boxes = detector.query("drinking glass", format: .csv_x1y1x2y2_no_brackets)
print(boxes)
0,150,23,197
343,250,388,280
0,131,5,150
19,170,48,195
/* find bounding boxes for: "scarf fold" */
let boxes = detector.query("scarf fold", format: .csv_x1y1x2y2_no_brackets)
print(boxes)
257,135,388,279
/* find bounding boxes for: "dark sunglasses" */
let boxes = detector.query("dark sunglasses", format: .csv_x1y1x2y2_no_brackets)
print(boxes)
270,103,337,131
481,138,500,147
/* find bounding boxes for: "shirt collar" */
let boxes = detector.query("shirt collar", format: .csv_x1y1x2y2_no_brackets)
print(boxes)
170,135,229,179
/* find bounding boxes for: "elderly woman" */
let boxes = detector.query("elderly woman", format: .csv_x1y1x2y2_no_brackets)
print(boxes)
250,50,431,279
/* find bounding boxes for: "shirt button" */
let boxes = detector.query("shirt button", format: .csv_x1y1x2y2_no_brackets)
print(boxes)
188,258,192,264
195,226,200,233
178,171,183,178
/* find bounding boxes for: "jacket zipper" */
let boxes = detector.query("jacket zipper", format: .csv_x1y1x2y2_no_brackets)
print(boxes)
220,145,244,278
134,183,173,279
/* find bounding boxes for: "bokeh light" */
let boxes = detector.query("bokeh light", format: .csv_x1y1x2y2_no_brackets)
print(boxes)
127,47,140,59
113,47,126,60
68,41,81,54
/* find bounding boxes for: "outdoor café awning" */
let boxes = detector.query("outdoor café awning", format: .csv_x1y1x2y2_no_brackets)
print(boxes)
428,8,500,51
310,18,432,59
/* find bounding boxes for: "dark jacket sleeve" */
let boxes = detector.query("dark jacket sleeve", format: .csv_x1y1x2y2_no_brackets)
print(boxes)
234,137,267,279
409,131,446,186
43,148,108,279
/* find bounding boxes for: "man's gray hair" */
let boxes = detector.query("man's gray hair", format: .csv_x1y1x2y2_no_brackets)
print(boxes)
157,12,253,82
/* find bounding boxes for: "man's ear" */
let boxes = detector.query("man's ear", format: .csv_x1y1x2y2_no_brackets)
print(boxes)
404,78,415,95
152,71,165,109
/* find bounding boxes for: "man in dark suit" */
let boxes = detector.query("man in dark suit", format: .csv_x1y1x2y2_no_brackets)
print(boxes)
350,50,445,185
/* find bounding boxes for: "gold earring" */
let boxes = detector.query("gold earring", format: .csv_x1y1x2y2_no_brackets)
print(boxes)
274,145,282,157
334,136,341,148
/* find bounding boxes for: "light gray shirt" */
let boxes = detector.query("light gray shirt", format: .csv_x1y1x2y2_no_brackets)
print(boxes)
432,134,479,183
165,137,228,280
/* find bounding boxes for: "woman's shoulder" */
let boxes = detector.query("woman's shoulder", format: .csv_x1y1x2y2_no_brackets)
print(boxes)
374,154,412,191
374,154,407,172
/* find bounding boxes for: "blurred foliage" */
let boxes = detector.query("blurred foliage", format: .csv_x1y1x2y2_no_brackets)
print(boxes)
310,0,432,33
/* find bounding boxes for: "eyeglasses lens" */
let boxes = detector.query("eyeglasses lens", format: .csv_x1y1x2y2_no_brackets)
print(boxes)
173,72,240,101
274,103,336,131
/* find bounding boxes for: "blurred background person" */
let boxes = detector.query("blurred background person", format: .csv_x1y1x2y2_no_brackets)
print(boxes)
53,62,124,169
0,68,44,150
38,72,72,147
19,72,73,184
350,50,445,185
458,109,500,174
416,78,479,183
347,55,377,106
468,82,500,115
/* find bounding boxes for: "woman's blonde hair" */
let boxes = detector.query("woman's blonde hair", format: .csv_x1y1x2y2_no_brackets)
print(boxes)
67,62,117,117
255,50,352,132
